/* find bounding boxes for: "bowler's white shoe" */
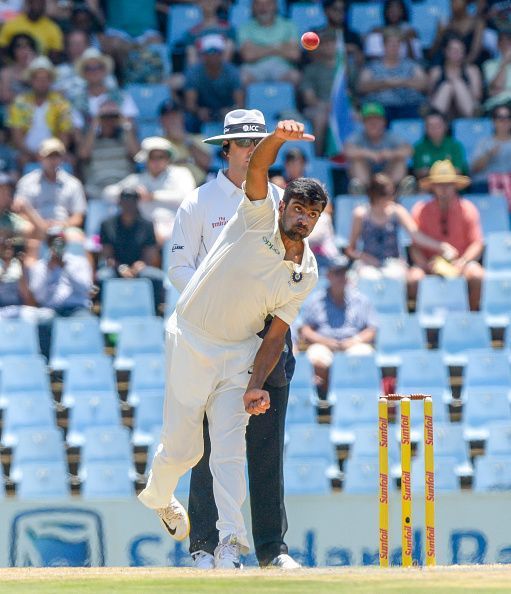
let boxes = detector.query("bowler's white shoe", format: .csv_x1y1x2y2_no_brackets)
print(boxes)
214,535,243,569
192,550,215,569
270,554,301,569
157,496,190,541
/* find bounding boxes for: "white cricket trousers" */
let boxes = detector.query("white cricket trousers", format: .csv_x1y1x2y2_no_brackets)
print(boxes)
138,314,261,553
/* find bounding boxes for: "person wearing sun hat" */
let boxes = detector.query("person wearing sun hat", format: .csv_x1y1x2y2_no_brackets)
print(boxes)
7,55,72,166
411,160,484,310
103,136,196,245
168,108,302,570
72,47,139,128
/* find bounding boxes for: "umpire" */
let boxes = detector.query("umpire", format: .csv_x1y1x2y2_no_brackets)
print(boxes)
167,108,300,569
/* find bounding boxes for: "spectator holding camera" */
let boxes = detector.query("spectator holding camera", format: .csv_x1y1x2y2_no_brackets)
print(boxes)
28,228,92,356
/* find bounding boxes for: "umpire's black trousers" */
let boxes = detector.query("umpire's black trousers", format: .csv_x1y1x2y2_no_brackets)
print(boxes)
188,382,289,566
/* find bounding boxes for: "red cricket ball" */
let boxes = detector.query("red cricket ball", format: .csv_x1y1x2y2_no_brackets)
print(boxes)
301,31,320,51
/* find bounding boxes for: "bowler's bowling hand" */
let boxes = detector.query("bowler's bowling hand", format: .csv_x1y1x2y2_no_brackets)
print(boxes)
243,388,271,415
274,120,315,143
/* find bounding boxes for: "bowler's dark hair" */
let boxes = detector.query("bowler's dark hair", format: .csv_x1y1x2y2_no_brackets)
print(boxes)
283,177,328,209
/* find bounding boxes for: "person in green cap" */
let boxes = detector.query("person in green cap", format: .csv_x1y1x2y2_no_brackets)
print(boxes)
344,101,413,195
413,108,468,181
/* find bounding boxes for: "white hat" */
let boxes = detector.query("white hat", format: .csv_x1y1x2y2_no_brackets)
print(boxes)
199,34,226,54
39,137,66,157
23,56,55,81
134,136,174,163
76,47,114,78
203,109,269,145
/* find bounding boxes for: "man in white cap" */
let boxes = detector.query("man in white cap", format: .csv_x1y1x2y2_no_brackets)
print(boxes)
167,110,302,569
103,136,196,245
140,117,325,569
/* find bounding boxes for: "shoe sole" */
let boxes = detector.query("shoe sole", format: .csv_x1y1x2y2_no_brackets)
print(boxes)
159,511,190,542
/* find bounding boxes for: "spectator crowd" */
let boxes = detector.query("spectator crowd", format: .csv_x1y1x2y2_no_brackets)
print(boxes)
0,0,509,365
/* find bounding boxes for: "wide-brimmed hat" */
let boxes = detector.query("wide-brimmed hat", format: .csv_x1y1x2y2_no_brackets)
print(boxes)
134,136,174,163
76,47,113,77
420,160,471,191
203,109,269,145
199,34,226,54
23,56,55,81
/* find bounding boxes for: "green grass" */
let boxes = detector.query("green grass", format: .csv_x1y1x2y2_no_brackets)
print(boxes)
2,567,511,594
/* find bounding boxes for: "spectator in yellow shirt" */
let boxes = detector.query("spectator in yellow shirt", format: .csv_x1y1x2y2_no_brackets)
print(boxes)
0,0,63,61
7,56,72,167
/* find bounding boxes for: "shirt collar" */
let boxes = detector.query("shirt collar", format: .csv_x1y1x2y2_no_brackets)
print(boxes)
217,170,243,199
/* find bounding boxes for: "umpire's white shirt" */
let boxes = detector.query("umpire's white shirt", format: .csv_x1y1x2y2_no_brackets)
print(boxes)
168,170,284,292
174,183,318,343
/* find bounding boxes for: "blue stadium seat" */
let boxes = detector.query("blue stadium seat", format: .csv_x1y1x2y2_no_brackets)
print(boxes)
375,314,425,367
50,316,104,371
333,195,368,246
484,232,511,274
390,119,425,146
453,118,493,162
228,3,251,28
127,353,165,407
416,276,469,328
289,353,315,390
290,3,327,36
137,121,163,142
132,392,164,446
147,43,171,77
274,140,316,170
396,350,452,420
166,4,202,50
463,389,511,442
465,194,510,237
0,354,52,409
100,278,155,333
416,423,472,477
343,455,379,493
474,454,511,491
81,461,134,499
410,2,447,47
10,427,66,482
286,387,316,424
284,457,331,495
348,2,383,36
67,394,122,447
485,421,511,455
481,274,511,328
0,319,39,358
439,313,492,366
62,354,117,408
349,425,399,463
462,349,511,391
84,199,118,238
16,460,69,499
126,83,171,123
81,426,132,466
331,389,380,446
330,353,381,391
2,395,56,447
246,82,296,121
164,286,180,321
357,276,407,314
114,317,164,371
412,455,459,493
306,157,334,197
286,424,335,461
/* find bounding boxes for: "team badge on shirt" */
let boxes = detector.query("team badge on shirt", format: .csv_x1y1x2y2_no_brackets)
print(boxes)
291,271,303,283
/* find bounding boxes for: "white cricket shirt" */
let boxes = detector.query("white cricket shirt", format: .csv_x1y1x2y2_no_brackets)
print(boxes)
175,185,318,343
168,170,284,292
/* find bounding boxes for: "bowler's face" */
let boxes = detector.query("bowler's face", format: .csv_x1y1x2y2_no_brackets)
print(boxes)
279,197,322,241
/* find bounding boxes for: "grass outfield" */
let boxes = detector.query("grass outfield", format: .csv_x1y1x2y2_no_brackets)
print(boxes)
1,566,510,594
